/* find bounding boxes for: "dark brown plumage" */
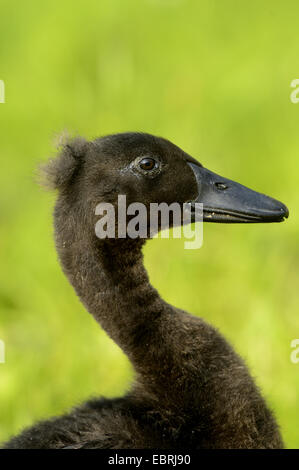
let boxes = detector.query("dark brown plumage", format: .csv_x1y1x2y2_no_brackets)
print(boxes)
3,133,283,449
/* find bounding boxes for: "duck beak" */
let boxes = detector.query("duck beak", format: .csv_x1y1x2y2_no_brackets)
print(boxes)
188,162,289,223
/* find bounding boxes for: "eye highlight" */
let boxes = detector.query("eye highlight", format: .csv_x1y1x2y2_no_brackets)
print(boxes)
139,157,157,171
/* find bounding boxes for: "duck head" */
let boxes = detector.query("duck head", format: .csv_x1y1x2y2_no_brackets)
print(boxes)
92,133,288,223
44,132,289,233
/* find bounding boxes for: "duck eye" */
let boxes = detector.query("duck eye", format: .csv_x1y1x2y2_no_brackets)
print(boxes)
139,158,156,171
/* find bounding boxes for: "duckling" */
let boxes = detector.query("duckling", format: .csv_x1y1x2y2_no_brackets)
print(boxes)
4,132,288,449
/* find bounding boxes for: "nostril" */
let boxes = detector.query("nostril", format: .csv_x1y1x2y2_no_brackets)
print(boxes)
215,182,228,190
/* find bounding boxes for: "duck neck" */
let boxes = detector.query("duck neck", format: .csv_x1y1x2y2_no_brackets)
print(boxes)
55,201,170,372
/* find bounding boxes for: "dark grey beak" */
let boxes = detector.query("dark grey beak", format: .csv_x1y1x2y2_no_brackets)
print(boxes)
188,162,289,223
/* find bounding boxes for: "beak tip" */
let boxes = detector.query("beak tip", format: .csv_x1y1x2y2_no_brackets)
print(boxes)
279,203,289,221
271,199,289,222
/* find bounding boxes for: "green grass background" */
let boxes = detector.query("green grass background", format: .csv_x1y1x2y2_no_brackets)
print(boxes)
0,0,298,448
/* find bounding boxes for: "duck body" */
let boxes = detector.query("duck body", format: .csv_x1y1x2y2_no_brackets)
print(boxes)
4,133,287,449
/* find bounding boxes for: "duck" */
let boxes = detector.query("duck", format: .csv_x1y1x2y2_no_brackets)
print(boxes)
4,132,288,449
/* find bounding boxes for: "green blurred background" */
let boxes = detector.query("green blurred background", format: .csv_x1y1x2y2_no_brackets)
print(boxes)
0,0,298,448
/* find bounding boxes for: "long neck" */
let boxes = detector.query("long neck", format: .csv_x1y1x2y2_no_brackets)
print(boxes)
54,198,174,383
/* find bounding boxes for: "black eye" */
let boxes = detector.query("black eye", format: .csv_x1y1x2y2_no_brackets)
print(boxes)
139,157,156,171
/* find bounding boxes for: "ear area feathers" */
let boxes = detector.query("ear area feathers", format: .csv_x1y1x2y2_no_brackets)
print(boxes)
38,136,89,190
